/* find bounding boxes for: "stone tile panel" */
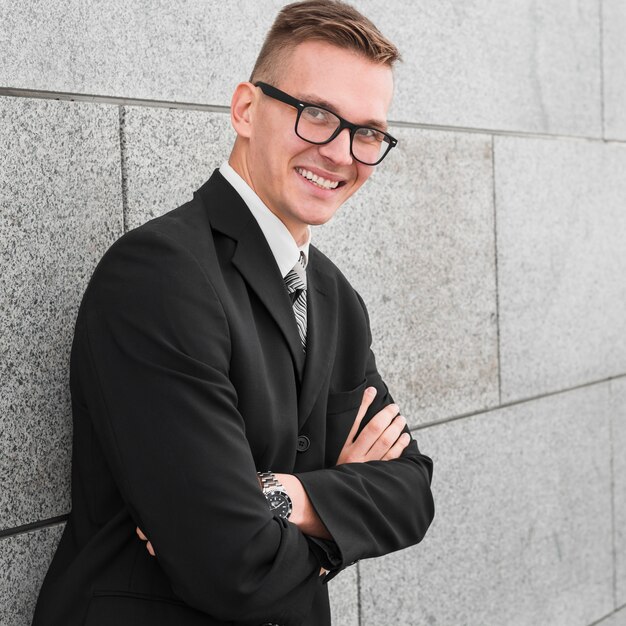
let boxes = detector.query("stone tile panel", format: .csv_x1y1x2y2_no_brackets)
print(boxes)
0,97,123,528
355,0,601,135
122,107,232,230
0,1,284,106
495,136,626,402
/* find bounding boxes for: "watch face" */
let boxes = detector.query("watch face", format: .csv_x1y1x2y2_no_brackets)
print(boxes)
267,491,292,519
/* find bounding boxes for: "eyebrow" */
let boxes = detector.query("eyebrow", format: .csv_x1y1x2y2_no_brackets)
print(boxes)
297,93,389,132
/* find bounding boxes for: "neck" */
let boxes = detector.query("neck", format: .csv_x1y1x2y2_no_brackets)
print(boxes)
228,150,309,247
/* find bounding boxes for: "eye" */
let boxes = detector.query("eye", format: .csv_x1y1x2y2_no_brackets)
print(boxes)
354,127,385,143
302,106,336,124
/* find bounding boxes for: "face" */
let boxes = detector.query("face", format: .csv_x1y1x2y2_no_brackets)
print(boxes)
230,40,394,244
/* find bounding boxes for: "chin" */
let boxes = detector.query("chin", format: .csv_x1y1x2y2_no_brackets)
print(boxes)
307,216,334,227
299,208,340,227
299,200,344,224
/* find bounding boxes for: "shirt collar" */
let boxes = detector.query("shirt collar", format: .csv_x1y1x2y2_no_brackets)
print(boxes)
219,161,311,279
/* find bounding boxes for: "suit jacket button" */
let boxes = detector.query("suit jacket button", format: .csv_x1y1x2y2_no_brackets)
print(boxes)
296,435,310,452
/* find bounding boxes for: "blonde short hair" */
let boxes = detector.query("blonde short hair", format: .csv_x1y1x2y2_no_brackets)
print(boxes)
250,0,400,84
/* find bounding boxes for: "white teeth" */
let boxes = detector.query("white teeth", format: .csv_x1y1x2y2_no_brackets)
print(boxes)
296,168,339,190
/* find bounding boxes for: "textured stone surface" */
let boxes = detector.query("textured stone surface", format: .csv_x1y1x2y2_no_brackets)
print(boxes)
0,97,123,528
355,0,602,135
360,384,614,626
596,606,626,626
603,0,626,140
495,136,626,403
315,127,498,426
0,0,284,105
1,1,603,135
611,377,626,607
328,562,359,626
0,524,65,626
122,107,232,229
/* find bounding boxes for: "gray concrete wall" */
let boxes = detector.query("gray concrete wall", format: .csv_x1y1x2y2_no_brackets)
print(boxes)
1,1,624,624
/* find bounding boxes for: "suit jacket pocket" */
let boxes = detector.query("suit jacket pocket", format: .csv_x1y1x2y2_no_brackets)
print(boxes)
84,591,224,626
326,379,367,415
325,380,367,466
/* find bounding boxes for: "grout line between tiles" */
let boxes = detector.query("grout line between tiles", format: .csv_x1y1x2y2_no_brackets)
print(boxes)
1,86,625,145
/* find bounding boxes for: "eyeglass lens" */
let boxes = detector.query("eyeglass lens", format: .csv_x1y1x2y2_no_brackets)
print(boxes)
297,106,391,165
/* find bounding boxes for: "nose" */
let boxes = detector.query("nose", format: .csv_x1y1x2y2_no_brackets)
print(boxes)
317,128,353,166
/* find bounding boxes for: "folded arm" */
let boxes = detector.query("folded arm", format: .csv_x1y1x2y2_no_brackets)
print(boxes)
293,293,435,583
138,387,413,576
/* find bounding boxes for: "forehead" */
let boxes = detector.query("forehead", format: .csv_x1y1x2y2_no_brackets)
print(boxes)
277,40,394,127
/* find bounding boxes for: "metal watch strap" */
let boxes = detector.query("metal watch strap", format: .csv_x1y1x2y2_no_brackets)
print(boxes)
257,471,283,492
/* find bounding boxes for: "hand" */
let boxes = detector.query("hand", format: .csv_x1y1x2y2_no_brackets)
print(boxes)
336,387,411,465
136,526,156,557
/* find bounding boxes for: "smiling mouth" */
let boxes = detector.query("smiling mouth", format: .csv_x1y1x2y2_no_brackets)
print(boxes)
295,167,344,190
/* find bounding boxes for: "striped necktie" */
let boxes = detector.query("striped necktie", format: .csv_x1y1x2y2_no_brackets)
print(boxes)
284,252,307,351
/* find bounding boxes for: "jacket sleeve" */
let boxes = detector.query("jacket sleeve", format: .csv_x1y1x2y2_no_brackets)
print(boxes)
75,226,325,626
294,291,435,584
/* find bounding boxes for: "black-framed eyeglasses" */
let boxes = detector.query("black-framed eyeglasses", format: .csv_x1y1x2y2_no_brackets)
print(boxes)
254,81,397,166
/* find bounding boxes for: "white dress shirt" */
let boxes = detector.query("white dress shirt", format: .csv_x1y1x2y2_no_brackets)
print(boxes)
219,161,310,283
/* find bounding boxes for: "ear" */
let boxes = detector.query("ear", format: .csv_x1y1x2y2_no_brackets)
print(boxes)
230,82,257,139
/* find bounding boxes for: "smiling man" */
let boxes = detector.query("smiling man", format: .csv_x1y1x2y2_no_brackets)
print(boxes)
230,38,395,243
32,2,434,626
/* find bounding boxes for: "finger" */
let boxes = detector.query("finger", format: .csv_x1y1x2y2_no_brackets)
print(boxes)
381,431,412,461
136,527,147,541
345,386,377,444
146,541,155,557
349,402,398,457
366,413,407,460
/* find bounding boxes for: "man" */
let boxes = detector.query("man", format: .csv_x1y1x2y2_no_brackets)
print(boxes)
32,1,434,625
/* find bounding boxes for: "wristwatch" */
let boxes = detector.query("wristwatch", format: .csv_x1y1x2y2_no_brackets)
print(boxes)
257,471,293,520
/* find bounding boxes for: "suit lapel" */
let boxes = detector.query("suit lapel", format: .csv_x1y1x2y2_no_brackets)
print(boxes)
198,170,305,378
232,225,305,377
297,253,338,430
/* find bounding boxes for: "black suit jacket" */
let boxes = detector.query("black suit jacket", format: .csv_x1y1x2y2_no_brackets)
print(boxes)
32,171,434,626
